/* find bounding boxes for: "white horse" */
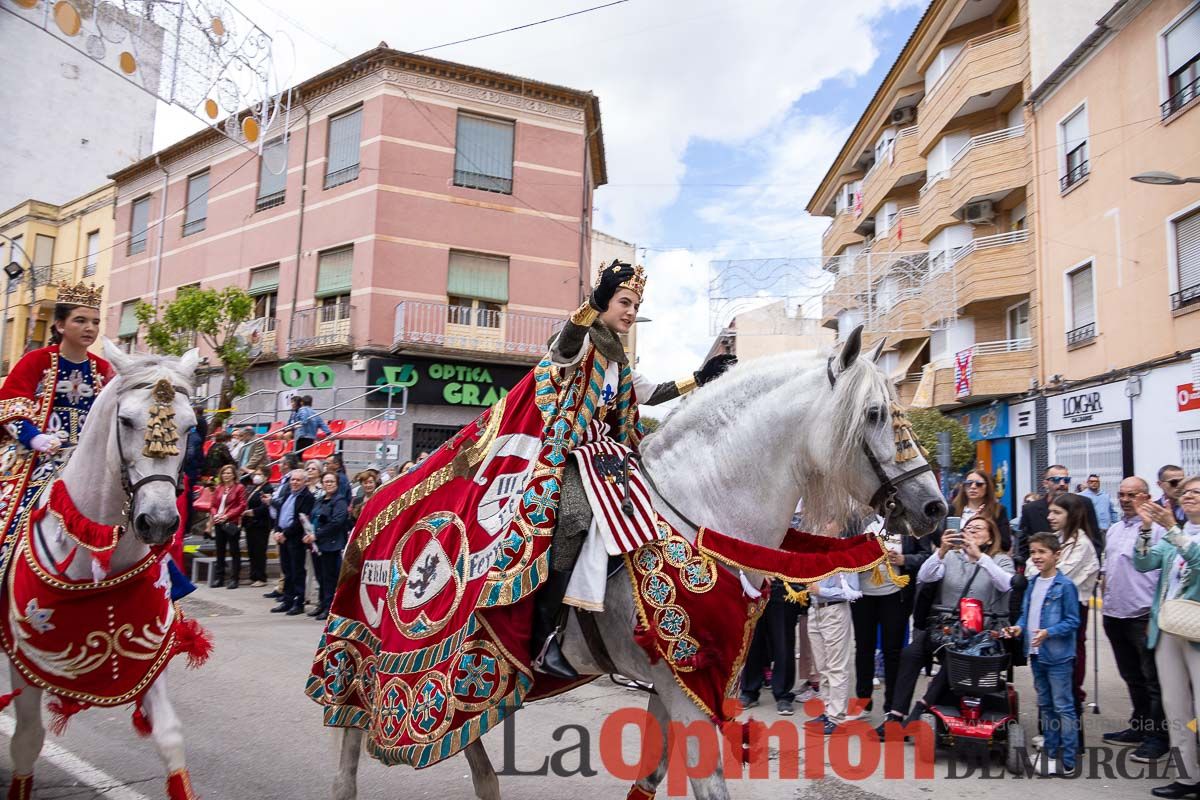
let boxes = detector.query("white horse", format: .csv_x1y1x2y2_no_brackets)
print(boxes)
5,341,200,797
332,327,947,800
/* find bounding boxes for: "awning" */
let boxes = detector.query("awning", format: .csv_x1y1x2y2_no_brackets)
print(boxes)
910,362,936,408
891,338,929,382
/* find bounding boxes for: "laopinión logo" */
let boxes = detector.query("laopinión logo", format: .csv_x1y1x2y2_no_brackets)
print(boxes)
495,699,1185,795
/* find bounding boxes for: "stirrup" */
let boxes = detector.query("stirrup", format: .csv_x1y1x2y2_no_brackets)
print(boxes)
533,632,578,679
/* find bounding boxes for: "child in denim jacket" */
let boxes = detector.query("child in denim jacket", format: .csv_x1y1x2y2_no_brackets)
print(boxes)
1005,532,1081,773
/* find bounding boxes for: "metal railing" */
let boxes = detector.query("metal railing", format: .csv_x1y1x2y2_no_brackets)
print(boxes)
970,338,1033,357
255,190,286,211
454,169,513,195
392,300,562,356
1060,160,1089,192
1162,74,1200,119
324,164,359,190
1171,282,1200,311
919,171,947,197
950,124,1025,168
1066,322,1096,346
32,265,74,287
948,228,1032,267
821,207,854,240
289,304,354,352
182,217,206,237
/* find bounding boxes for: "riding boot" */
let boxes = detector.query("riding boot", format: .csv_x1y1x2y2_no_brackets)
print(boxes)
531,568,578,680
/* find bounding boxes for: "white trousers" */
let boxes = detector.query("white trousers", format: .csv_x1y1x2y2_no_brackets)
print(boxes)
1156,631,1200,784
563,520,609,612
808,601,853,722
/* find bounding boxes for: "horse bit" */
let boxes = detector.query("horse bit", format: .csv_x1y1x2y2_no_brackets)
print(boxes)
826,358,932,529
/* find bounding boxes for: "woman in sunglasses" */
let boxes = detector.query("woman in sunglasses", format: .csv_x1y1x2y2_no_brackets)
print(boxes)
951,470,1012,554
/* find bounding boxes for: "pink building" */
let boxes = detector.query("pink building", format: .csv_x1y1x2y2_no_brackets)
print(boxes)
107,45,606,461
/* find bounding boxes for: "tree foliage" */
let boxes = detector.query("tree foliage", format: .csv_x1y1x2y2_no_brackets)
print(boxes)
135,287,256,424
906,407,975,471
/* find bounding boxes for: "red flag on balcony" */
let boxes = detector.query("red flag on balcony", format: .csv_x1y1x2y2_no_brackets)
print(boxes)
854,191,863,216
897,215,903,243
954,348,974,399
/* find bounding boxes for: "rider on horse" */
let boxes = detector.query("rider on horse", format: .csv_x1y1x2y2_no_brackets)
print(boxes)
531,261,736,679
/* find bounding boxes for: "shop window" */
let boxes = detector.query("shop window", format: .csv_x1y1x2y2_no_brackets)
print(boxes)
411,424,461,459
1052,425,1124,494
1181,431,1200,477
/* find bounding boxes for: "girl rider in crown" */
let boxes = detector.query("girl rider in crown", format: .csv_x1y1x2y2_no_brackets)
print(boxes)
531,260,737,678
0,283,114,569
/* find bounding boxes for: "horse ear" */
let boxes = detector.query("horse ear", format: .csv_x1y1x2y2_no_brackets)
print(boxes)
179,347,200,377
101,337,133,374
868,338,886,363
836,325,864,373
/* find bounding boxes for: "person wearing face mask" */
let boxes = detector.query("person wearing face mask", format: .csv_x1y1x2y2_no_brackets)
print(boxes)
1135,478,1200,799
241,466,275,588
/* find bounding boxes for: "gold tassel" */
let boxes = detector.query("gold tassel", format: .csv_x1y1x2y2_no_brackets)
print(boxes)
784,584,809,606
142,379,181,458
876,534,912,588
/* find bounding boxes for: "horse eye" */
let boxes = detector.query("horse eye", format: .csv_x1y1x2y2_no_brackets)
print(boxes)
866,407,884,425
119,416,136,428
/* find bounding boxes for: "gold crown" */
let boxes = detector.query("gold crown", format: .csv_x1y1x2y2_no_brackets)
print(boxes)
596,260,647,298
56,281,103,309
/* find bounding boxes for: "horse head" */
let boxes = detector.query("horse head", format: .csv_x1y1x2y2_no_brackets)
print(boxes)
94,339,200,545
823,325,946,537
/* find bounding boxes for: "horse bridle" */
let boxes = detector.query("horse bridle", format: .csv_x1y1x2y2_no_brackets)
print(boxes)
826,358,933,526
114,382,191,508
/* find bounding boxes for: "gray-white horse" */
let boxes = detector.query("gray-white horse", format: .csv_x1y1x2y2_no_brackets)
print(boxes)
333,326,946,800
5,341,199,798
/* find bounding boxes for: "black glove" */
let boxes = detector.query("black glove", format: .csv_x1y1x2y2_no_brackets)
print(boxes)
589,260,636,311
694,353,737,386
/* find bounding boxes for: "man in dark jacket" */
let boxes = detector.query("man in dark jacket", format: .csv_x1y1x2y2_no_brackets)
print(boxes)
1018,464,1098,566
307,472,350,621
271,470,314,615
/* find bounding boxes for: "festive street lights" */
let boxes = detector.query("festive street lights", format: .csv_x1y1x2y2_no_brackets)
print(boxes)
1130,171,1200,185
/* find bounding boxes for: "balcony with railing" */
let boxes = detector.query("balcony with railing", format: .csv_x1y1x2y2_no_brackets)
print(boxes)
946,125,1029,213
1067,322,1096,349
1172,282,1200,312
917,25,1028,153
246,316,279,356
931,337,1035,406
872,204,921,254
1060,160,1089,193
917,172,957,240
859,126,923,219
949,228,1033,309
1162,73,1200,120
392,301,563,360
289,305,354,354
821,208,864,256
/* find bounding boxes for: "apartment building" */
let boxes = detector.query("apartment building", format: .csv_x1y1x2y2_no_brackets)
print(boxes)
706,302,833,364
1028,0,1200,488
105,45,605,461
0,184,117,372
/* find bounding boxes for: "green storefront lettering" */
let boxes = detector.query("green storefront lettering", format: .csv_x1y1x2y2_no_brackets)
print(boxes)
279,361,336,389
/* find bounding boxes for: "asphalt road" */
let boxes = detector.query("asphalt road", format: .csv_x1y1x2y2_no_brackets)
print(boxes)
0,586,1182,799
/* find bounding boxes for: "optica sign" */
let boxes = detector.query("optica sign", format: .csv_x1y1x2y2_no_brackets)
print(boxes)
366,357,526,407
1178,383,1200,412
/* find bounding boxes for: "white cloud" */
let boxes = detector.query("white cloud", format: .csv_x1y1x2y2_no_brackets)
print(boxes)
152,0,920,380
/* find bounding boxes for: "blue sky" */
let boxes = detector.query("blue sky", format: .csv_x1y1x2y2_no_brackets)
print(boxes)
151,0,929,378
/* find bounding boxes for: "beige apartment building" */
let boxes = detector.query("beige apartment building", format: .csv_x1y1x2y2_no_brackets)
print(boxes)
706,301,833,364
811,0,1200,504
1029,0,1200,488
0,184,117,372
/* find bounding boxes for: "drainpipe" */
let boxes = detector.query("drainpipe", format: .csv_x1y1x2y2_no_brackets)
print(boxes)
152,156,169,306
285,102,313,355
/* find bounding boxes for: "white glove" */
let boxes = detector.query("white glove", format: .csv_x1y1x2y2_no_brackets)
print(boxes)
30,434,59,453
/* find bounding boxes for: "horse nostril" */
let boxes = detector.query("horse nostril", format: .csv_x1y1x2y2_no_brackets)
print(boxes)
924,500,948,520
135,513,151,533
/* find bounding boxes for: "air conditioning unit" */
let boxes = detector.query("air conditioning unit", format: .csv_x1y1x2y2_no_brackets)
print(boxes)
964,200,996,224
890,106,916,125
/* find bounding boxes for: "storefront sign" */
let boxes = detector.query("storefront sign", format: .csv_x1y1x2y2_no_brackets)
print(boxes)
1178,383,1200,412
279,362,336,389
365,357,526,407
1047,381,1131,431
1008,399,1036,436
955,402,1008,441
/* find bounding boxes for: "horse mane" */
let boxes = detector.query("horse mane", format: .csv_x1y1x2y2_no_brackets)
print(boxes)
645,348,894,528
82,352,196,441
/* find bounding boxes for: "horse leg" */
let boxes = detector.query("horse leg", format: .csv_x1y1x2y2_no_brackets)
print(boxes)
648,676,731,800
332,728,363,800
462,739,500,800
627,692,671,798
140,676,196,800
7,666,42,800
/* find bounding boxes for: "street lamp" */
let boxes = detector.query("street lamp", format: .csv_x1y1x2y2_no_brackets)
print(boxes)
1130,171,1200,185
1,261,24,374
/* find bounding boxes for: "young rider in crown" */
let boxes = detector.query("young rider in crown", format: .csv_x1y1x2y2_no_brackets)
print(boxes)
531,260,737,678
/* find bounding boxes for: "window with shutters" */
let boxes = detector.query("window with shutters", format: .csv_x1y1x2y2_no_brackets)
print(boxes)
128,196,150,255
453,113,515,194
1058,105,1089,192
324,108,362,190
32,235,57,285
446,251,508,329
118,300,139,351
248,264,279,332
182,171,209,236
315,247,352,333
85,231,99,277
1172,207,1200,311
1066,262,1096,347
256,138,288,210
1163,4,1200,118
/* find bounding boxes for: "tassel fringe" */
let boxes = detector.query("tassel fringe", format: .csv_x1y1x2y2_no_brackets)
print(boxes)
131,702,153,737
783,584,809,605
0,688,22,713
174,617,214,669
47,696,89,736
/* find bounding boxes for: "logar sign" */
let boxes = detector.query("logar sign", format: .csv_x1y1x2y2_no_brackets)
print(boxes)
1047,381,1130,431
1062,391,1103,422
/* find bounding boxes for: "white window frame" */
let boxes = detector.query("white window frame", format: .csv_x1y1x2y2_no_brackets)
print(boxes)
84,230,99,277
1181,429,1200,476
1063,258,1098,341
1006,299,1031,342
182,170,209,237
1158,1,1200,108
1167,196,1200,293
1057,102,1089,189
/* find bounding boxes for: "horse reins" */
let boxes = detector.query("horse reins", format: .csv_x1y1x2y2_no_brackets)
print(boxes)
826,357,933,527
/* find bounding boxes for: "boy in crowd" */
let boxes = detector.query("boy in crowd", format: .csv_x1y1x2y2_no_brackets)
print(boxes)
1005,533,1081,774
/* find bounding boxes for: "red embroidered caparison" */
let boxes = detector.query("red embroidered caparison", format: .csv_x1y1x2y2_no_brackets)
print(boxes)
30,481,122,573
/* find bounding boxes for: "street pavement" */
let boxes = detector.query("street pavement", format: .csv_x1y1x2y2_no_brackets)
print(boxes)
0,586,1179,799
